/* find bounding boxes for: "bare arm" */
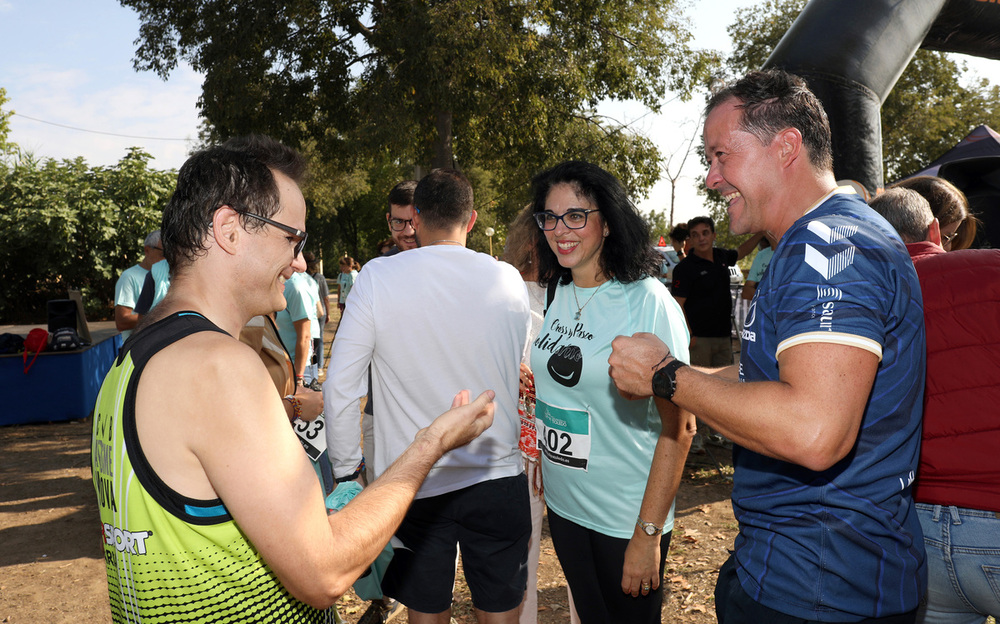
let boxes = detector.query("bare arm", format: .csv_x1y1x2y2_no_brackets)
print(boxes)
292,318,311,381
609,333,877,471
114,305,139,331
621,398,696,596
146,339,495,609
671,295,694,345
736,232,765,261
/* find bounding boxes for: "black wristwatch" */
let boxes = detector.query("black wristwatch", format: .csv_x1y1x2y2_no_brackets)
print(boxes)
651,359,687,401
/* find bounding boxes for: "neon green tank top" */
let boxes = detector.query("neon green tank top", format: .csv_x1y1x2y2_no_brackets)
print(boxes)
92,312,334,623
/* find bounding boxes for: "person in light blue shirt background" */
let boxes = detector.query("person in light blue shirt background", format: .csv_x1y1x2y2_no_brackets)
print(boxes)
276,267,320,385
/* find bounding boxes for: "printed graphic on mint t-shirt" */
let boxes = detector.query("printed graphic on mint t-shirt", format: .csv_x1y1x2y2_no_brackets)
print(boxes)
534,318,593,388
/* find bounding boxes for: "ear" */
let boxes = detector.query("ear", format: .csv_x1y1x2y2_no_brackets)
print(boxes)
412,210,423,231
927,218,942,246
213,205,242,256
466,210,478,233
775,128,803,168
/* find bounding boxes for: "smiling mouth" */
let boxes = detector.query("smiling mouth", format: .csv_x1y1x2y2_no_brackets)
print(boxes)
556,241,578,252
724,190,742,205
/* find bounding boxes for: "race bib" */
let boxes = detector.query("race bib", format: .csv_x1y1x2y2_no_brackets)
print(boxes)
293,413,327,461
536,400,590,470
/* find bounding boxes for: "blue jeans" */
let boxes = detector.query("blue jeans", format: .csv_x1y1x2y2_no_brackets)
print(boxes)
916,503,1000,623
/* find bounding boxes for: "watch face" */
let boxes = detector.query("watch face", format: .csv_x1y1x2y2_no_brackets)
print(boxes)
643,524,657,536
652,367,671,399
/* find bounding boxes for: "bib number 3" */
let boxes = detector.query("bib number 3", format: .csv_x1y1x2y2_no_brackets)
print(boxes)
293,414,327,461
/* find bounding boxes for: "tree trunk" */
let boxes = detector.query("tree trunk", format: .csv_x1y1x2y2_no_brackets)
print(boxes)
669,179,676,226
431,109,454,170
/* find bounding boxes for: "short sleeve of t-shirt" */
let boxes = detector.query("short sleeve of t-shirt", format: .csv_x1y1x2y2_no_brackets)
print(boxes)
746,246,773,283
670,258,694,298
742,204,908,387
284,274,314,322
719,247,738,267
114,265,148,308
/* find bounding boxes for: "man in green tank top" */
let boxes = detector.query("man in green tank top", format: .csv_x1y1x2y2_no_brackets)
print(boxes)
92,135,497,623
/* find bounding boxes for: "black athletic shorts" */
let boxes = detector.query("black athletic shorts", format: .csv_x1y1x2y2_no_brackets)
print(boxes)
381,473,530,614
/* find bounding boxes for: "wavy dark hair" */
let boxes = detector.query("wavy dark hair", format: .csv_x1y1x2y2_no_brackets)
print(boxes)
503,205,537,274
162,135,305,272
531,160,658,286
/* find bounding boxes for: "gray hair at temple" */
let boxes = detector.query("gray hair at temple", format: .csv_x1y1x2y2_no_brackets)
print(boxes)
868,187,933,244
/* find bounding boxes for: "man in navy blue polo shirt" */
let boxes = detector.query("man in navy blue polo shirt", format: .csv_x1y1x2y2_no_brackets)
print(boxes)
609,69,926,623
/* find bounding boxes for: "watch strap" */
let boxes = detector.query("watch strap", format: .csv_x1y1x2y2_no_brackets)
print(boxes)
652,358,687,401
636,515,663,536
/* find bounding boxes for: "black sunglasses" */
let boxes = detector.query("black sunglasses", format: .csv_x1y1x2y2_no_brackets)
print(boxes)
233,208,308,257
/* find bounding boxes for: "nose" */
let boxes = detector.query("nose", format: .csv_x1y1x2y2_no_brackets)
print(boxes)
291,251,307,272
403,221,415,234
551,215,572,235
705,161,722,190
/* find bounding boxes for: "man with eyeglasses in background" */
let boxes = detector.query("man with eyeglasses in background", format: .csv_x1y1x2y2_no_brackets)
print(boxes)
113,229,164,340
384,180,419,255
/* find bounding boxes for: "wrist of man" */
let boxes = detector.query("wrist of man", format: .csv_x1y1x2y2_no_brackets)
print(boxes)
651,358,687,402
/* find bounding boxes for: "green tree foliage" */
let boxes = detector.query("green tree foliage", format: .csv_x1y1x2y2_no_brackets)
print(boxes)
725,0,1000,182
0,146,175,323
645,208,669,243
0,89,13,164
119,0,717,251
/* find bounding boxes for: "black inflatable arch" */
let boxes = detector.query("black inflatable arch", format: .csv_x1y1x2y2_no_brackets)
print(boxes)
762,0,1000,195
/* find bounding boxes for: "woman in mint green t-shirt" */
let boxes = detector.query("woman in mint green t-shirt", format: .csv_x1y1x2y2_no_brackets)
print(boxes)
528,161,694,624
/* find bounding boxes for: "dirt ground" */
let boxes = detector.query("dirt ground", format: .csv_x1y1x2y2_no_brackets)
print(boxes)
0,417,735,624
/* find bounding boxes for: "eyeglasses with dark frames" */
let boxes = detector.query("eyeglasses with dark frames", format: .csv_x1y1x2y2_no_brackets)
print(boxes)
230,207,308,257
534,209,600,231
388,217,415,232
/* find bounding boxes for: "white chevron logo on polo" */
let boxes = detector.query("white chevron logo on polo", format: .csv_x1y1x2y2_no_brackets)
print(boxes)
804,221,857,280
807,221,859,243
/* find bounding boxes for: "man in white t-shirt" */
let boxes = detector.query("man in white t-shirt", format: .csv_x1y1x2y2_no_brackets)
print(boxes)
325,169,531,624
114,229,164,340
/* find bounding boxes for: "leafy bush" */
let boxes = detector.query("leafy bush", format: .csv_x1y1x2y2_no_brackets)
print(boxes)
0,148,175,323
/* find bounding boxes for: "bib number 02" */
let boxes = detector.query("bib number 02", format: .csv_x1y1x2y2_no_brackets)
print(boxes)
536,400,591,471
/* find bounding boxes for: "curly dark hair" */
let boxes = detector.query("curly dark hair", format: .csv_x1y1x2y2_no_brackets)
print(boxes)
530,160,658,286
162,135,305,272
